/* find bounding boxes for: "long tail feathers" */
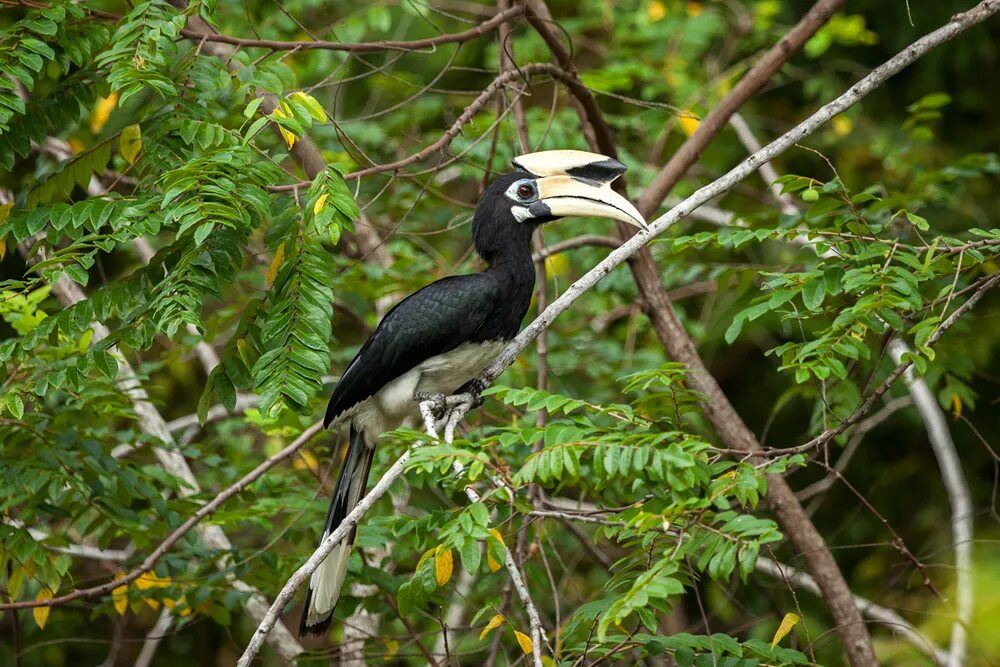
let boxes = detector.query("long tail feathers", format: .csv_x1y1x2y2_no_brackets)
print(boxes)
299,424,376,637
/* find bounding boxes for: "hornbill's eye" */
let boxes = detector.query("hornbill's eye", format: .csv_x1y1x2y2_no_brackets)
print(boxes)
516,183,534,199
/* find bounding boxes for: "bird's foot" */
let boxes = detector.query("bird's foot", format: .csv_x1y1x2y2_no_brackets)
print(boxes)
455,378,487,409
414,392,449,422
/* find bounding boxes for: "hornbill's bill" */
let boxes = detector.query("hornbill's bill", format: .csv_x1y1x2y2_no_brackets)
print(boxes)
300,150,645,637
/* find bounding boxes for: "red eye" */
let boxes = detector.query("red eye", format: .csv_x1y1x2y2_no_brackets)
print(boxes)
517,184,534,199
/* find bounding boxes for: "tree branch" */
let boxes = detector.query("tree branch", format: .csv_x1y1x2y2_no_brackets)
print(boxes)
888,339,974,667
265,63,572,187
178,5,523,53
491,3,1000,663
235,395,466,666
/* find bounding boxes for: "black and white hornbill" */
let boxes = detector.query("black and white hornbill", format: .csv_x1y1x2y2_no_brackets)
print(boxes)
300,150,645,636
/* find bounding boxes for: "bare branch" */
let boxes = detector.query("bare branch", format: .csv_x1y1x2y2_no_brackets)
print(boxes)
266,63,573,189
134,609,174,667
797,396,914,503
178,5,523,53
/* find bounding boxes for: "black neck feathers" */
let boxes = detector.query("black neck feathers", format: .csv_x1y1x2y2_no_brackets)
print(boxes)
471,172,541,339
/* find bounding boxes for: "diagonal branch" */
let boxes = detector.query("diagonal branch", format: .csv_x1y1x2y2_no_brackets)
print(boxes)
238,395,550,666
493,2,1000,663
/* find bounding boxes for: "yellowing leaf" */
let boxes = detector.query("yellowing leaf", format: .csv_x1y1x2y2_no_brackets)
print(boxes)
0,236,6,263
479,613,505,640
313,193,329,215
832,114,853,136
487,528,505,572
90,93,118,134
163,594,190,616
679,112,700,137
771,612,800,648
514,629,533,655
647,1,665,21
33,588,53,629
434,545,453,586
294,449,319,473
543,253,569,277
112,573,128,616
135,571,170,590
265,245,285,286
686,1,703,16
119,124,142,164
951,392,962,419
291,91,327,122
270,105,297,149
136,572,169,610
384,638,399,659
416,547,435,572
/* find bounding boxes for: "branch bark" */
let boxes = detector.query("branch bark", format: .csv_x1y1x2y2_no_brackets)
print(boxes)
234,396,453,666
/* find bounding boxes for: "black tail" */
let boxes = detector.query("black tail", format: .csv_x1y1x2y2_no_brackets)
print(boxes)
299,424,376,637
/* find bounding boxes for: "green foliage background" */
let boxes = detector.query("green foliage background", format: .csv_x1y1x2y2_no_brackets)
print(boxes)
1,0,999,665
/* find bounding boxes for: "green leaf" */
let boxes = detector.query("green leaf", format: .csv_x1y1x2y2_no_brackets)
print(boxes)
802,279,825,311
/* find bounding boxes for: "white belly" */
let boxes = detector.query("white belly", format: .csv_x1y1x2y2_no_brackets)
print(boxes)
352,341,506,437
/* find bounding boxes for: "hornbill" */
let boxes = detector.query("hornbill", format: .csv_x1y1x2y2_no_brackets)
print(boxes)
300,150,645,636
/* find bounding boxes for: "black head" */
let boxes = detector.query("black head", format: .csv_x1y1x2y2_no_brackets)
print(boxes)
472,172,546,265
471,151,646,266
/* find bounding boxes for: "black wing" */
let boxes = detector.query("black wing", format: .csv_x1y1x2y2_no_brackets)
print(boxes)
324,273,500,426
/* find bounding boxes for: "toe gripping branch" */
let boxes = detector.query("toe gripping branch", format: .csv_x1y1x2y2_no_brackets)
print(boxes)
414,382,484,442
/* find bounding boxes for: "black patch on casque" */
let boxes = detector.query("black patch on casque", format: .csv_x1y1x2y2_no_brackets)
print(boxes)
566,158,627,183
